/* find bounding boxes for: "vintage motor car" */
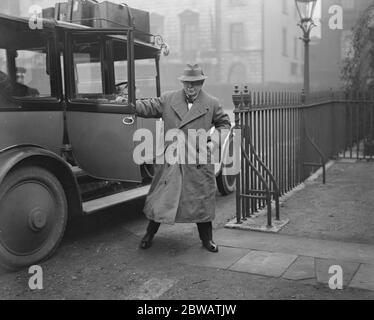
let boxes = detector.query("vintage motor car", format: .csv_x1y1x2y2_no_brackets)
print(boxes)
0,3,235,269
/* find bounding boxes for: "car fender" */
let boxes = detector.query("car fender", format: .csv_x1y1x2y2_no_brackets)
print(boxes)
0,144,82,217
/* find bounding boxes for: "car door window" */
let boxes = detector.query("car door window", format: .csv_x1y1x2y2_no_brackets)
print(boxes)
74,53,103,95
114,58,157,99
71,35,104,101
71,34,127,105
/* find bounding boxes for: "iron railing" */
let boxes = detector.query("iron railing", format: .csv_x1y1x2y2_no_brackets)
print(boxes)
232,87,374,226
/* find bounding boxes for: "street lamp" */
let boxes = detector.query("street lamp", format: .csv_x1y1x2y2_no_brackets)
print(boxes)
295,0,317,95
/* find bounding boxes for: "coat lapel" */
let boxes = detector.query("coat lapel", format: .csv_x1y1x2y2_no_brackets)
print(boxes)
170,90,189,121
179,90,209,129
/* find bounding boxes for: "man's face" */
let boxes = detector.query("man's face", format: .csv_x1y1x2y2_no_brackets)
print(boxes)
182,80,204,99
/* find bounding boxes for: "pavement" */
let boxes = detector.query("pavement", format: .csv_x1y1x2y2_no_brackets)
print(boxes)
0,159,374,300
187,229,374,291
206,159,374,292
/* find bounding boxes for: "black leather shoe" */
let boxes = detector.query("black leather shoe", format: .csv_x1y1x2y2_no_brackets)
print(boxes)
202,240,219,253
140,233,154,249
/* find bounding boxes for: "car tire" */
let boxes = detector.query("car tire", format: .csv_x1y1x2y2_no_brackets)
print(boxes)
216,136,237,196
0,166,68,270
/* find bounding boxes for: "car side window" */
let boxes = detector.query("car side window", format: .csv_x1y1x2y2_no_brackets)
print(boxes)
14,49,51,98
0,30,57,103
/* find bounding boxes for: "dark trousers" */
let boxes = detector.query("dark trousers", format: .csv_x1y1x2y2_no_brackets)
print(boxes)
146,220,213,242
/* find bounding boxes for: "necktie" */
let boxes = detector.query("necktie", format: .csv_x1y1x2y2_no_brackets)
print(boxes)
186,96,195,104
186,95,195,111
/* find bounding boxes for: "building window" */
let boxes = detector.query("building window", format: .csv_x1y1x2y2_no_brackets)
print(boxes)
282,0,288,14
230,23,244,51
282,27,288,57
291,62,298,76
228,63,247,84
181,24,199,51
179,10,199,59
294,37,298,59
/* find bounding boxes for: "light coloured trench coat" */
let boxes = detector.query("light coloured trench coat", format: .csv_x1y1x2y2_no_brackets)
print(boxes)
135,89,231,224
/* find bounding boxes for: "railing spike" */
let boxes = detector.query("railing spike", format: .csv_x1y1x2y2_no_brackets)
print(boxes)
232,85,242,109
243,85,250,108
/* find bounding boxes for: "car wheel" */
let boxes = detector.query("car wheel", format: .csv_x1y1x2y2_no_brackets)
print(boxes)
216,136,237,196
0,166,68,270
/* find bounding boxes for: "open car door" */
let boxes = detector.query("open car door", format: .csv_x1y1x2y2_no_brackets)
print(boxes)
63,29,143,182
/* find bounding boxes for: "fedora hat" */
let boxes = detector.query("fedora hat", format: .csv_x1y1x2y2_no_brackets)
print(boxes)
178,64,208,82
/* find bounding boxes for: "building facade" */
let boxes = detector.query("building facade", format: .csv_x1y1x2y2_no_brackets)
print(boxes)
123,0,304,88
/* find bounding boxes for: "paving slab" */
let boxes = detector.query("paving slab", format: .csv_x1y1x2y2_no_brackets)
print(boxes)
315,258,360,287
349,264,374,291
215,229,374,265
229,251,298,278
176,246,250,270
282,256,316,281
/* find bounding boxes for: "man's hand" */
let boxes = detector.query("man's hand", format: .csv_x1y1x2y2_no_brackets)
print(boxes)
115,96,128,104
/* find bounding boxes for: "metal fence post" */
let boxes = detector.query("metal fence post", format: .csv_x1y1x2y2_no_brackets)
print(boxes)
232,85,242,224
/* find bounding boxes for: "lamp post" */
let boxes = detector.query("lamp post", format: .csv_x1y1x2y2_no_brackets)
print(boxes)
295,0,317,95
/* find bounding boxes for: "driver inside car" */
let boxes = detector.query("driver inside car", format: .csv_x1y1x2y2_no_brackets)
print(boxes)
115,82,128,103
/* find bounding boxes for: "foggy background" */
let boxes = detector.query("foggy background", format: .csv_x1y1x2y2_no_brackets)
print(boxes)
0,0,370,109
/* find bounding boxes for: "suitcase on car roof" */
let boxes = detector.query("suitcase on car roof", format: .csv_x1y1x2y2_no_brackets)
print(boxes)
94,1,151,43
68,0,97,27
42,7,55,19
55,2,69,21
54,1,96,26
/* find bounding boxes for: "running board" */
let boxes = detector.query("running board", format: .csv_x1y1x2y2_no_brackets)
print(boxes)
82,185,151,215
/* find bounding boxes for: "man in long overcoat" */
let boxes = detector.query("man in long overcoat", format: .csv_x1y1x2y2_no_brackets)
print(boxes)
134,64,231,252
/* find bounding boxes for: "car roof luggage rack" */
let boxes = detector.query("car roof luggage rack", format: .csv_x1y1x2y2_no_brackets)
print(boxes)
42,0,152,43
